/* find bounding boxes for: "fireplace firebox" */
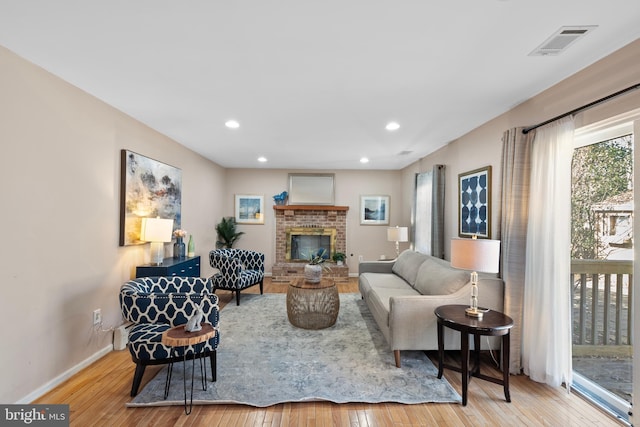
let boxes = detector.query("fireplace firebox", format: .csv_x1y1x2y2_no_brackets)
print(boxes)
285,227,336,261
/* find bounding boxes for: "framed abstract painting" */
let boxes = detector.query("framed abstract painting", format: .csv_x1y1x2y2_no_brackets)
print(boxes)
458,166,491,238
119,150,182,246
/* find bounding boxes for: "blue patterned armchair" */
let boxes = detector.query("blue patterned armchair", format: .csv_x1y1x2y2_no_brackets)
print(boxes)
119,277,219,396
209,248,265,305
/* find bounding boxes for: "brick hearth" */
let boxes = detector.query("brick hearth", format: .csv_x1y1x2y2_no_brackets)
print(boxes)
272,205,349,282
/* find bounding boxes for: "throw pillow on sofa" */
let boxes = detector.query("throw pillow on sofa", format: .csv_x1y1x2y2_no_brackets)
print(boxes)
413,258,469,295
391,250,429,287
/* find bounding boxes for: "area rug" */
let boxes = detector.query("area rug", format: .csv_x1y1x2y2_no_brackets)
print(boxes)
127,293,461,407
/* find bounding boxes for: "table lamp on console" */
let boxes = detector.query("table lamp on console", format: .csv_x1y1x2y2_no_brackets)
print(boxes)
140,217,174,265
450,235,501,318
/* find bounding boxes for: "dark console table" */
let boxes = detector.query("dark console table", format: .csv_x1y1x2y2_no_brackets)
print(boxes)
135,256,201,278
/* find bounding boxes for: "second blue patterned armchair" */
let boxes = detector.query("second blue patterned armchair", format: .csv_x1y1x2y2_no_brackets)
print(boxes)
209,248,265,305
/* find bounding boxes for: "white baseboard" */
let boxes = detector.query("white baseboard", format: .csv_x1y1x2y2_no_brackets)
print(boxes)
16,344,113,404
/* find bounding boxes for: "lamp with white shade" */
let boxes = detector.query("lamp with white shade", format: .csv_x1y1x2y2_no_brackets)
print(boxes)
387,226,409,258
450,236,500,318
140,217,174,265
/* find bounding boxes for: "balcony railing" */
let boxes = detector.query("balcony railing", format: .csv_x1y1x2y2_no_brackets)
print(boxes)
571,259,633,346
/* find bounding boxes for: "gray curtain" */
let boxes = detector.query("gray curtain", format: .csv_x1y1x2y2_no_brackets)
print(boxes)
413,165,445,258
499,128,534,374
431,165,445,258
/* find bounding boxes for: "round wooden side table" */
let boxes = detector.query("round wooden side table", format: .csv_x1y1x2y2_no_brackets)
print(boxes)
286,277,340,329
434,304,514,406
161,323,216,415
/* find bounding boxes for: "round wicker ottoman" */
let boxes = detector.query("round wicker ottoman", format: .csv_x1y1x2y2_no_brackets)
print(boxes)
286,278,340,329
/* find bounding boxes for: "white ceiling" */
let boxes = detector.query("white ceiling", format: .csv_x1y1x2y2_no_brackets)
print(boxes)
1,1,639,169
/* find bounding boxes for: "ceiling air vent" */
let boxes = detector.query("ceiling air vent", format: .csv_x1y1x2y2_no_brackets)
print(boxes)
529,26,597,56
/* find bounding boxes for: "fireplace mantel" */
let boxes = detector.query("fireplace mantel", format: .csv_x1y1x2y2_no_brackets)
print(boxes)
273,205,349,211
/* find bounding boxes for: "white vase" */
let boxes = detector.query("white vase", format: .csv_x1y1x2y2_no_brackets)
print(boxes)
304,264,322,283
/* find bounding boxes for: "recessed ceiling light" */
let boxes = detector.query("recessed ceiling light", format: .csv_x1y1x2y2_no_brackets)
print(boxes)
360,157,369,164
225,120,240,129
257,156,267,163
385,122,400,131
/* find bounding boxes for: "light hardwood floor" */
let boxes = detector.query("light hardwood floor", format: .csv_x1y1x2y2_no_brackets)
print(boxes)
34,278,620,426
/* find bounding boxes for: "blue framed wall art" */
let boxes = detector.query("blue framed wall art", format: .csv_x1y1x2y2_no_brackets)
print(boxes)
458,166,491,238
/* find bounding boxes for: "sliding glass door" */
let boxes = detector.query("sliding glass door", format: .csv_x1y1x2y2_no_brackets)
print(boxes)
571,113,638,424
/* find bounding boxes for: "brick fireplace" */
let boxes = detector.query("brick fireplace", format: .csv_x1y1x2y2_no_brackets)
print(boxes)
272,205,349,282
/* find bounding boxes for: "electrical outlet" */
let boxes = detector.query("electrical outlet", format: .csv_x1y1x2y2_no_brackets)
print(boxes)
93,309,102,325
358,255,364,262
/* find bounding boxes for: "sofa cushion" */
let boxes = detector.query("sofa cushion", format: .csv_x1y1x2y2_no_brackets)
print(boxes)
391,250,429,287
414,258,469,295
367,282,421,327
359,272,413,297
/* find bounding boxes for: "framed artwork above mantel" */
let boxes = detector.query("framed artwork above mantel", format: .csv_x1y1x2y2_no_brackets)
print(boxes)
288,173,335,205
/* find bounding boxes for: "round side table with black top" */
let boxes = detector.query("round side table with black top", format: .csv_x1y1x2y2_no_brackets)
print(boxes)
435,304,514,406
161,323,216,415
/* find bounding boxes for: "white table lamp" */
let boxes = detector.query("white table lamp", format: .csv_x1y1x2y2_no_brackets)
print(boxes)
140,217,174,265
450,236,500,318
387,226,409,258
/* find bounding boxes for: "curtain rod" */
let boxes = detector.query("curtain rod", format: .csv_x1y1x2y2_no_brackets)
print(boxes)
522,83,640,134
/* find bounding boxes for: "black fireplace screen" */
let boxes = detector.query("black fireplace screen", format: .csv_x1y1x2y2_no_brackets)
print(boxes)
285,227,336,261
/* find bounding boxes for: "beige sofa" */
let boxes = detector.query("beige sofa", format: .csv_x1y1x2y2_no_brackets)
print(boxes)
359,250,504,367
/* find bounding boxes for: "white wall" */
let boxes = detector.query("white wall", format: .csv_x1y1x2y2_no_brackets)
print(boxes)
0,45,226,404
224,169,406,273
